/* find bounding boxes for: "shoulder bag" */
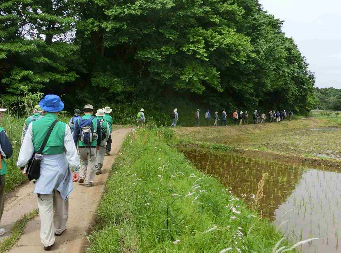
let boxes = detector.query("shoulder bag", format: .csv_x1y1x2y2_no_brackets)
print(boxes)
27,119,59,181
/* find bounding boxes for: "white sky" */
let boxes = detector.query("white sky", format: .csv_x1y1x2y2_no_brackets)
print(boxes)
258,0,341,89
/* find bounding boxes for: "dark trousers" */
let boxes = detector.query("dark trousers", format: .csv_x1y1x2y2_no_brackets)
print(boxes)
0,175,5,222
106,135,112,153
195,119,200,127
222,120,227,126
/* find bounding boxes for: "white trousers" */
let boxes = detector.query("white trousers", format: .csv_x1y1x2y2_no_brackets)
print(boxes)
79,147,97,184
37,191,68,247
96,141,106,170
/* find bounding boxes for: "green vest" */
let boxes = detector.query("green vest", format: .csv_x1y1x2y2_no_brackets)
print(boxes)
104,114,113,132
32,113,66,155
77,114,99,147
0,127,7,175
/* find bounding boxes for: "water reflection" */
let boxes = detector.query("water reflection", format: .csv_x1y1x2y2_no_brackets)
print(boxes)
275,169,341,253
181,148,341,253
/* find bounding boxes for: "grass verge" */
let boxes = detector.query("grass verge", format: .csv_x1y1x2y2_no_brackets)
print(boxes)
88,128,291,252
0,209,38,252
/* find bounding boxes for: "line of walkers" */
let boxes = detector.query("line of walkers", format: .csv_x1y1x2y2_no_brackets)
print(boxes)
0,95,114,251
177,109,294,127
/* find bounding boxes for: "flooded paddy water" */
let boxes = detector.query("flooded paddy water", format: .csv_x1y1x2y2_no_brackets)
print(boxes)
181,148,341,253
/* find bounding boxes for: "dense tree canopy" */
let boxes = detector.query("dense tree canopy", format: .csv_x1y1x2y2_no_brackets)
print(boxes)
1,0,315,122
315,87,341,111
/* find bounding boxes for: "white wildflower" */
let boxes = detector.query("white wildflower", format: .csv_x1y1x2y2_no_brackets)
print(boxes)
173,240,180,244
204,226,217,233
219,247,232,253
230,216,236,219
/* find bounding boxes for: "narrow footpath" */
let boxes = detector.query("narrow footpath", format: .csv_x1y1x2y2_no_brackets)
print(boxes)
2,128,131,253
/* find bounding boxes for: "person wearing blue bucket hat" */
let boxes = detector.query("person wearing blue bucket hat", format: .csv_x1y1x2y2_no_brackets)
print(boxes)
17,94,80,251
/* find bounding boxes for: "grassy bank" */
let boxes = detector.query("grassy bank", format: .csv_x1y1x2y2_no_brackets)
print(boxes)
1,115,26,192
88,128,290,253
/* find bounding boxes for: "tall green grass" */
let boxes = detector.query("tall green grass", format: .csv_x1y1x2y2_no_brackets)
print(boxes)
1,115,26,192
88,128,290,252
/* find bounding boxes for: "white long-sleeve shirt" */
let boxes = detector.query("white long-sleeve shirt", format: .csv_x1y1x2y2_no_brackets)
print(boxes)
17,123,80,169
17,123,80,200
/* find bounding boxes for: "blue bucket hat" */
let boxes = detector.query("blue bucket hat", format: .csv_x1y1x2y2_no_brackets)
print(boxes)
39,94,64,113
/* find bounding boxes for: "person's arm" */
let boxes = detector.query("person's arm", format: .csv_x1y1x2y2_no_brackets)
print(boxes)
96,119,102,146
0,129,13,159
64,125,80,169
64,125,80,181
17,123,34,168
73,118,80,146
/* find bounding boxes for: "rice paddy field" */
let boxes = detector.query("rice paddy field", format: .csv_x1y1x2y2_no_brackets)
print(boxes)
175,114,341,252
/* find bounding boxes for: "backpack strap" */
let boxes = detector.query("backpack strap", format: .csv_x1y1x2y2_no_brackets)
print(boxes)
38,120,59,154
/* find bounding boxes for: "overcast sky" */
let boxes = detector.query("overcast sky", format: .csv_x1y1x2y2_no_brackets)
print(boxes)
258,0,341,89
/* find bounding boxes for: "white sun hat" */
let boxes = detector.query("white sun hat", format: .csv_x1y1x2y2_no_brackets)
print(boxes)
104,106,112,113
96,108,105,117
140,108,144,112
0,108,7,112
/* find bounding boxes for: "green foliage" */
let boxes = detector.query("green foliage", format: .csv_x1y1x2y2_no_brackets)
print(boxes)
315,87,341,111
1,115,26,192
1,0,315,118
88,129,290,252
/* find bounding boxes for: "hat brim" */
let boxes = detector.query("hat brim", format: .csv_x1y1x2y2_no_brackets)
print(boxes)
105,110,112,113
39,100,64,113
0,108,7,112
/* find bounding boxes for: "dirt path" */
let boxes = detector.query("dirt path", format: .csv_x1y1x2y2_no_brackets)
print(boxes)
3,128,131,253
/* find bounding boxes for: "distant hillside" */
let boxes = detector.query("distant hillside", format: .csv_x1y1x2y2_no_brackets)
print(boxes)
315,87,341,110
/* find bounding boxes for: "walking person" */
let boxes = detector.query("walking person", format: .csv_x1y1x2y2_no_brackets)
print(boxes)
205,110,211,126
214,111,219,126
137,108,145,128
276,111,281,122
253,110,258,124
261,113,266,123
289,111,294,121
221,110,227,126
239,110,244,125
233,110,238,125
244,111,249,124
269,110,273,122
0,108,13,237
171,108,178,127
95,109,110,175
68,109,81,133
16,95,80,250
73,104,102,187
21,105,44,142
103,107,113,155
195,109,200,127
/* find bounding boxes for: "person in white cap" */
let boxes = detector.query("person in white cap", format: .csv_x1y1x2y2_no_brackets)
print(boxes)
95,109,110,175
103,107,113,155
16,95,80,250
0,108,13,237
73,104,102,187
171,108,178,127
137,108,145,128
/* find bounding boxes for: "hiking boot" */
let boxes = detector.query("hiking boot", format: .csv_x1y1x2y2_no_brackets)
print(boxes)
78,178,84,184
85,182,93,187
44,243,54,251
105,151,110,156
55,229,66,236
0,228,6,236
95,169,102,175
